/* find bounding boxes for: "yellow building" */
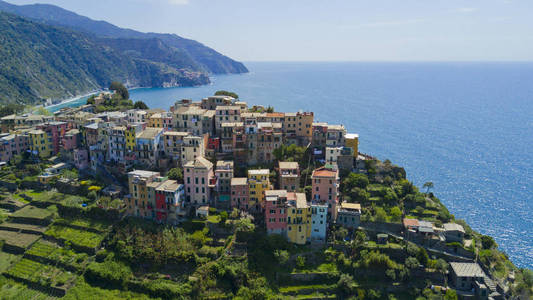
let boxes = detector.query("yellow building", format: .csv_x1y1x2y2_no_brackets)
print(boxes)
127,170,160,217
287,192,311,245
148,113,163,128
126,127,137,152
247,169,271,213
345,133,359,157
28,129,52,158
148,112,172,129
284,112,314,145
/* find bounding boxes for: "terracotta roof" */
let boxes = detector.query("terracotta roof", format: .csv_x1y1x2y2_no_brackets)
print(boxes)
311,167,338,178
403,218,419,228
266,112,285,117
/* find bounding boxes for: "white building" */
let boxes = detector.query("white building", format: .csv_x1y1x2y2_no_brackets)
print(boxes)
127,109,148,124
181,135,205,165
311,203,328,243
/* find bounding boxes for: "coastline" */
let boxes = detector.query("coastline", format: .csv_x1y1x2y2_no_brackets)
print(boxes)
44,86,146,112
44,89,103,109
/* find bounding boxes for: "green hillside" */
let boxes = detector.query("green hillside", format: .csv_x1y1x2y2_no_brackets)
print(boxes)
0,12,209,104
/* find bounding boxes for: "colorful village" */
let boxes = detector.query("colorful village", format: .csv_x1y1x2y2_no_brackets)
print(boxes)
0,91,523,299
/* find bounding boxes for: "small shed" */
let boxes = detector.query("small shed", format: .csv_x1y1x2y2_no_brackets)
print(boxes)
196,206,209,218
443,223,465,243
377,233,388,244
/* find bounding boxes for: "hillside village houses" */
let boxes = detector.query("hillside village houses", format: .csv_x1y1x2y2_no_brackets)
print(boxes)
1,92,502,298
1,92,469,250
0,95,362,238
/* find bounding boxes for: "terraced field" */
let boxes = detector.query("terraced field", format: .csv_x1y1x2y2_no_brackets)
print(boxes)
0,190,115,299
0,229,41,250
44,225,105,250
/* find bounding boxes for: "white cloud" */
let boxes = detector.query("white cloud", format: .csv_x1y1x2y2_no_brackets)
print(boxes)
456,7,477,13
168,0,189,5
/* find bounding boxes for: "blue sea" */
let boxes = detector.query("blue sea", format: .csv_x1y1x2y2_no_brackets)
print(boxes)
50,62,533,268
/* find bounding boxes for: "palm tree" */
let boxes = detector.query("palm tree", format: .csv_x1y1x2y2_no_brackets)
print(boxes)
423,181,434,194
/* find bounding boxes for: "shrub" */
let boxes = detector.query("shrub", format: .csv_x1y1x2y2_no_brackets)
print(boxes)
337,274,356,296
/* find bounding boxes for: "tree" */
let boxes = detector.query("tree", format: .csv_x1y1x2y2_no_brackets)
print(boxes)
481,235,497,249
435,259,449,286
444,289,458,300
390,206,402,222
343,173,369,191
215,90,238,99
296,256,306,269
133,101,148,109
86,95,95,105
230,208,240,219
375,207,387,222
422,181,434,194
0,103,25,117
274,250,289,266
219,211,228,224
348,187,369,203
405,256,419,269
352,230,367,248
110,81,129,99
416,247,429,267
265,106,274,113
334,227,349,241
167,168,183,182
386,269,396,281
337,274,356,296
87,191,97,201
35,107,51,116
234,218,255,233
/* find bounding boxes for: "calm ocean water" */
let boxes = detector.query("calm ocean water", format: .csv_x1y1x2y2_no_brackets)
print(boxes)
51,62,533,268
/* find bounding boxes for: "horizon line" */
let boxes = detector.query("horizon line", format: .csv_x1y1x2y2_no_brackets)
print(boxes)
242,60,533,63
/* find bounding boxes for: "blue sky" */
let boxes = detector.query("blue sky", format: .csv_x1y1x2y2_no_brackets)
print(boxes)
8,0,533,61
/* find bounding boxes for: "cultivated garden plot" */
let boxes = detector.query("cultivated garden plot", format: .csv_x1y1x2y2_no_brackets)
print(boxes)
44,224,105,250
0,229,41,250
53,217,113,233
10,205,55,224
5,258,77,290
0,221,48,234
0,276,56,300
26,240,91,271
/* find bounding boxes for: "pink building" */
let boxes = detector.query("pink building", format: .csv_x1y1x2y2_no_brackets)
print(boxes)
0,134,29,162
184,156,214,206
311,166,340,221
231,177,248,210
62,129,81,151
265,190,288,235
73,149,89,169
37,121,68,155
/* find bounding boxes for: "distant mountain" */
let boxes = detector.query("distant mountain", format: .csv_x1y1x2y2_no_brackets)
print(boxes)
0,12,210,104
0,0,248,74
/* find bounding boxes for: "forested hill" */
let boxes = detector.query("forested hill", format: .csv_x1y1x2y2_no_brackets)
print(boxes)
0,12,212,105
0,0,248,75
